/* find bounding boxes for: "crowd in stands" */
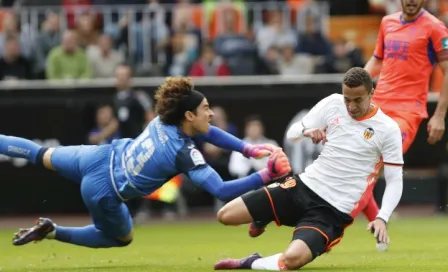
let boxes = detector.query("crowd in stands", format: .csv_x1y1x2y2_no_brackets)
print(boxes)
0,0,446,82
0,0,371,81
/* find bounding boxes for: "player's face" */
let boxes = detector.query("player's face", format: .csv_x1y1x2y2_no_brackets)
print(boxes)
342,84,373,120
192,98,214,134
401,0,424,16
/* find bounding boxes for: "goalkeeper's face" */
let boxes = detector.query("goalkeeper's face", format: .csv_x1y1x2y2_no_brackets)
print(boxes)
190,98,214,134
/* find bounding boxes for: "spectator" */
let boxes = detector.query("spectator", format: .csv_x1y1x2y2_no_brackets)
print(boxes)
167,13,201,76
296,12,331,57
88,104,121,145
46,30,92,80
62,0,92,29
257,46,280,75
0,34,32,80
75,12,100,49
34,12,61,79
228,115,278,178
255,10,297,58
214,8,257,75
112,64,155,139
86,34,124,78
0,12,35,59
318,38,365,74
277,43,315,75
189,42,231,77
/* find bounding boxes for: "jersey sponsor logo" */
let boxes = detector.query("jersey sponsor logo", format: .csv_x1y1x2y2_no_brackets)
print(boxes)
364,127,375,139
442,37,448,50
190,149,205,166
384,39,409,60
267,182,280,188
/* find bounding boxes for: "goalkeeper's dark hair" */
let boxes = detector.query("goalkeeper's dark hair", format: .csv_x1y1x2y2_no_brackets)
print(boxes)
343,67,373,93
155,77,201,126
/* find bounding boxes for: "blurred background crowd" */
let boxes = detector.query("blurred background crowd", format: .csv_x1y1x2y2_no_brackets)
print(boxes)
0,0,443,85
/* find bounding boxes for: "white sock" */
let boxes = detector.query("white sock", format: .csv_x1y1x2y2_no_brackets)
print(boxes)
251,253,285,270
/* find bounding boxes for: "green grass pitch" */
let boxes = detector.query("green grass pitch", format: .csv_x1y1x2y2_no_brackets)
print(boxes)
0,217,447,272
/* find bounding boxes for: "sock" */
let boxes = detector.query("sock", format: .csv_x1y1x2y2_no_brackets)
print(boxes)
251,253,287,270
0,135,43,164
52,225,130,248
363,197,380,222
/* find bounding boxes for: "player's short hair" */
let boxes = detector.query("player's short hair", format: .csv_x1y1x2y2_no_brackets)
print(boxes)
343,67,373,93
155,77,199,126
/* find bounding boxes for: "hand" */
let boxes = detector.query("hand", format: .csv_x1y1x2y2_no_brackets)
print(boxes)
427,115,445,145
367,218,389,244
266,150,292,180
304,128,327,144
243,143,280,159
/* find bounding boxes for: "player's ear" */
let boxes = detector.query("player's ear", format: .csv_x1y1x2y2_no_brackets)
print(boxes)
184,111,195,121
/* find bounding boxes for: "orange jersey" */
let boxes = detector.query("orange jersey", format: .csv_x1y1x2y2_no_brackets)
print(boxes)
372,10,448,118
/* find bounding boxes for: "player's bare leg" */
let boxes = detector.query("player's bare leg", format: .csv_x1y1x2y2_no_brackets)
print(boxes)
217,197,271,237
217,197,253,225
214,239,313,270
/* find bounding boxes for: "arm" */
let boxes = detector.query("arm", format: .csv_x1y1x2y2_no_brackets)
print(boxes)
431,22,448,118
187,165,266,201
376,165,403,223
194,125,245,153
364,57,383,79
194,125,274,158
427,22,448,143
434,60,448,118
364,19,385,78
286,94,333,142
377,124,404,223
178,145,291,201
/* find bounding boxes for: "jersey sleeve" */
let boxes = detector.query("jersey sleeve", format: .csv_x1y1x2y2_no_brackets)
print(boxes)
381,124,404,166
430,21,448,61
301,94,336,129
373,18,385,59
175,143,209,173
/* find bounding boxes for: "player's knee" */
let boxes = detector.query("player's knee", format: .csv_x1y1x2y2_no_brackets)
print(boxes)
217,197,252,225
282,251,308,270
116,238,133,247
116,230,133,247
217,205,232,225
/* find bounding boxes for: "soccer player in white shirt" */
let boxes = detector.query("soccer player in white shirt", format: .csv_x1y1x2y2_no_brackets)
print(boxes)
213,67,404,271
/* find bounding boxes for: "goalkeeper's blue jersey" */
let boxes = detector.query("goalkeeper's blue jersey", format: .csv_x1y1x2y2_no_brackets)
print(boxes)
110,116,213,200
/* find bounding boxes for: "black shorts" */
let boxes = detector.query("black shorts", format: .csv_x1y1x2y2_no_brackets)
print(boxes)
241,174,354,259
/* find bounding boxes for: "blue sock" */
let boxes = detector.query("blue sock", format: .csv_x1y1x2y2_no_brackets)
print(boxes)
0,135,43,164
54,225,130,248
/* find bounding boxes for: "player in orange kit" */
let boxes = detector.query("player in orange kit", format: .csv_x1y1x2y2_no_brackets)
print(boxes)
358,0,448,222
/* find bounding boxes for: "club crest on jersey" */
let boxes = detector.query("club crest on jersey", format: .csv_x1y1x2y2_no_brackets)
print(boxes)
190,149,205,166
363,127,374,139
